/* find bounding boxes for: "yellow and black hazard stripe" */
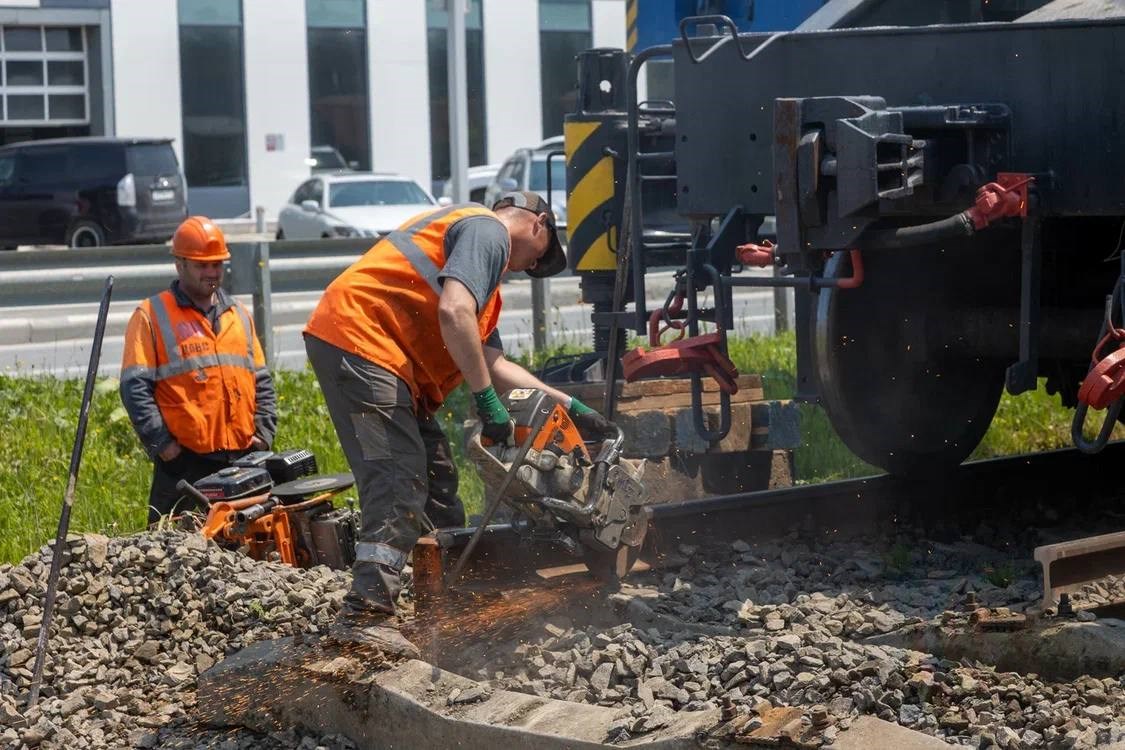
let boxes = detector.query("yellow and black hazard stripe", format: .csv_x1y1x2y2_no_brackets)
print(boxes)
565,117,623,272
626,0,638,52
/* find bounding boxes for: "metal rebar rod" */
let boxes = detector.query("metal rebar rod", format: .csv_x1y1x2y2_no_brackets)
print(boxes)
28,276,113,707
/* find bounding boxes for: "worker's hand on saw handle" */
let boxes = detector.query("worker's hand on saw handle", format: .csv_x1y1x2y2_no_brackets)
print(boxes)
473,385,514,445
568,398,619,440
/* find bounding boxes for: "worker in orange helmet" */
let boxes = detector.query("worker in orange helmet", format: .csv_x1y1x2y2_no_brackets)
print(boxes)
120,216,277,524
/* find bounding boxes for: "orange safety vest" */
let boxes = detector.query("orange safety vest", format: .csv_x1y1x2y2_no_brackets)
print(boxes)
304,205,505,413
123,290,263,454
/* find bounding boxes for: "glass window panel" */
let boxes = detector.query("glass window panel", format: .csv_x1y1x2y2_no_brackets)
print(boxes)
307,27,370,170
7,95,45,121
426,21,487,180
48,94,85,120
70,145,125,183
306,0,365,28
539,29,589,137
426,0,483,30
329,179,431,207
19,147,68,183
539,0,591,32
178,0,242,26
6,61,44,87
0,155,15,186
180,25,247,186
529,156,566,193
47,61,85,87
127,143,180,176
4,27,42,52
44,28,83,52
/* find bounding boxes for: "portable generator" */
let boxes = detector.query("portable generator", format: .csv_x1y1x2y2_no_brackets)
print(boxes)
180,448,359,571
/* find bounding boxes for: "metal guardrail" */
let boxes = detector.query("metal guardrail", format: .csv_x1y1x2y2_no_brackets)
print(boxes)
0,237,557,366
0,238,374,366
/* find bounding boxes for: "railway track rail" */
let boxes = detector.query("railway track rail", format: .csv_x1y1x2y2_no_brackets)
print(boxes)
414,442,1125,606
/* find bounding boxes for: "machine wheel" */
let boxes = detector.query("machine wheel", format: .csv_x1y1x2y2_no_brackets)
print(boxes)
812,241,1008,476
67,220,105,248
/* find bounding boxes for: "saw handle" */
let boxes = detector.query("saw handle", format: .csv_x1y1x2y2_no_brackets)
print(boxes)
176,479,214,510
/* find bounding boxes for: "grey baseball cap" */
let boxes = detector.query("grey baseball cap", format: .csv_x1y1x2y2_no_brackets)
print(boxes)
492,190,566,278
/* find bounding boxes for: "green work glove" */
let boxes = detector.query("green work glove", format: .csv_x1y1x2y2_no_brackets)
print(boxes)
473,385,513,444
568,397,618,440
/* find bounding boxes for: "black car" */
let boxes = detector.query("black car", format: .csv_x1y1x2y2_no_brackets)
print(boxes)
0,137,188,249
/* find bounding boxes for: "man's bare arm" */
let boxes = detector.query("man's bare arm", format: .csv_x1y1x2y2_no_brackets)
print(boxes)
438,278,491,392
484,347,575,408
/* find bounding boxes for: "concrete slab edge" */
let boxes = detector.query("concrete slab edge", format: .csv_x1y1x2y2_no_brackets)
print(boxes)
197,636,723,750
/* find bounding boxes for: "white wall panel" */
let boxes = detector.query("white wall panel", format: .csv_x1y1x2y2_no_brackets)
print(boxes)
368,1,431,187
482,0,541,165
243,0,311,219
109,0,183,164
591,0,626,49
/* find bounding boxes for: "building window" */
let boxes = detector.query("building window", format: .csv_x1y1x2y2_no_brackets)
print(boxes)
178,0,247,188
426,0,487,182
0,26,89,126
306,0,370,170
539,0,590,138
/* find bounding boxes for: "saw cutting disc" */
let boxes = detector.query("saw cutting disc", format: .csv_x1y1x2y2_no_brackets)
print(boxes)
272,472,355,500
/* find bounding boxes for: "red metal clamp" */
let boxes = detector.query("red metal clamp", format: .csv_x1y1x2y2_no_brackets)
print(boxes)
1078,348,1125,410
737,239,776,268
648,289,687,346
965,173,1034,230
622,331,740,394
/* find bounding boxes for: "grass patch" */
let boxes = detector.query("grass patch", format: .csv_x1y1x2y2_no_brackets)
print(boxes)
0,333,1096,565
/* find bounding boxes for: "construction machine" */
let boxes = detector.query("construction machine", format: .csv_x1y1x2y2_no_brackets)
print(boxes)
178,449,359,571
461,388,648,583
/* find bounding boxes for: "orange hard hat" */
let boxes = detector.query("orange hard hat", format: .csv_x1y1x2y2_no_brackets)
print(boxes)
171,216,230,262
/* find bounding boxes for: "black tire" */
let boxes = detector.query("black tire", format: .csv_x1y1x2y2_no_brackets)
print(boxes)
66,220,105,248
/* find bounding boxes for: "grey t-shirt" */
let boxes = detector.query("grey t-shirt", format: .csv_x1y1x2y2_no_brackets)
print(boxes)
438,215,509,350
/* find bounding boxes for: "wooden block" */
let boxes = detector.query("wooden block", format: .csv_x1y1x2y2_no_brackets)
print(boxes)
709,402,753,453
612,387,765,412
559,374,764,407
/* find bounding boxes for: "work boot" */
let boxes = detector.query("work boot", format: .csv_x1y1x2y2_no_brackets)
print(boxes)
327,602,420,660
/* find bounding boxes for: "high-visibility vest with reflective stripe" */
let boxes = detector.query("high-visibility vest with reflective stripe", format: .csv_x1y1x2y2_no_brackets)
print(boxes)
124,290,263,454
304,205,505,413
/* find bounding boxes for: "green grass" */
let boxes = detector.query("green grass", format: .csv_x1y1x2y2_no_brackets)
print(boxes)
0,333,1099,565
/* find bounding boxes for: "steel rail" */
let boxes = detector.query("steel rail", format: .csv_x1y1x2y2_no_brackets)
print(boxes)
414,441,1125,596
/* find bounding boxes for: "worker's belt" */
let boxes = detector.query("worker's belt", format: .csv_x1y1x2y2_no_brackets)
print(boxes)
355,541,408,571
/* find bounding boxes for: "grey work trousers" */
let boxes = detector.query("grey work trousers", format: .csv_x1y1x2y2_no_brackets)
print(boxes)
305,334,464,613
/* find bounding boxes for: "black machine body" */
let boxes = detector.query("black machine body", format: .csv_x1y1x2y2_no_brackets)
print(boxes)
194,466,273,502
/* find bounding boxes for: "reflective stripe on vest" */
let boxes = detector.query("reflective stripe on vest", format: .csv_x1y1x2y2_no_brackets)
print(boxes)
147,292,257,380
381,205,467,294
303,203,504,413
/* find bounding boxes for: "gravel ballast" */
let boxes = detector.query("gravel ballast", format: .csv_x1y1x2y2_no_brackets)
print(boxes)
4,511,1125,749
0,532,354,749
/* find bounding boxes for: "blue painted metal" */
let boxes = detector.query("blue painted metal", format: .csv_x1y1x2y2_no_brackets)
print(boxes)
634,0,826,50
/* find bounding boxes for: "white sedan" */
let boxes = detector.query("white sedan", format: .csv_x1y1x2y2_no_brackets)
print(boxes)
277,172,437,240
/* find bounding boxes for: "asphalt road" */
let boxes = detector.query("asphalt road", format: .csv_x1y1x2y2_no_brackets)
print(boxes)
0,271,786,378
